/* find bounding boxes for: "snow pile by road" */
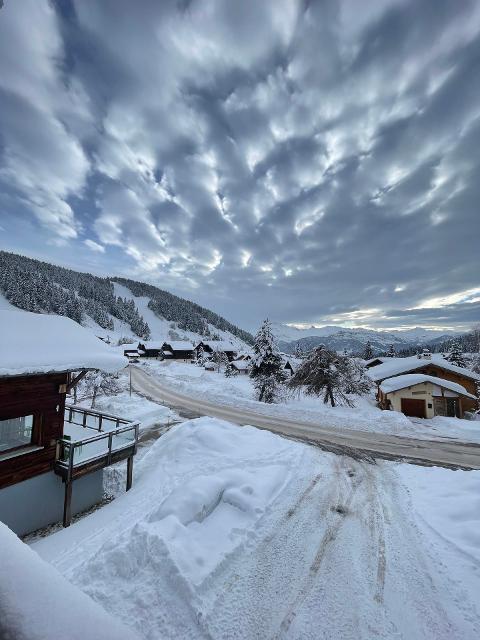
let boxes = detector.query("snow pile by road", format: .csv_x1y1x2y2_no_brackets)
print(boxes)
33,417,303,638
398,464,480,563
0,522,137,640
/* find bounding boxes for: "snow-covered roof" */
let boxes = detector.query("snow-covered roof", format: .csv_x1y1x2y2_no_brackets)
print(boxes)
380,374,476,399
369,354,480,383
198,340,236,351
231,360,249,370
163,341,193,351
0,311,127,377
364,356,396,366
140,341,163,350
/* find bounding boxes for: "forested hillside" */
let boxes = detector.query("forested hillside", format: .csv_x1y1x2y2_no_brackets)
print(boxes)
0,252,253,344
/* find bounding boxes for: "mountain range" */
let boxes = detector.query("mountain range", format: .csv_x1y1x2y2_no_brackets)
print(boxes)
271,322,461,356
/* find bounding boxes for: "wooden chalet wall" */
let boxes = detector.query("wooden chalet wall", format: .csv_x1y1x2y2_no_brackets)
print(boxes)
0,373,68,489
416,364,478,412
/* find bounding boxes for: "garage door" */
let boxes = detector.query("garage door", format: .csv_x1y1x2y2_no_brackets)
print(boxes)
401,398,426,418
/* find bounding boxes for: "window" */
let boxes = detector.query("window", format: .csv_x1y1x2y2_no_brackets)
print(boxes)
0,415,34,453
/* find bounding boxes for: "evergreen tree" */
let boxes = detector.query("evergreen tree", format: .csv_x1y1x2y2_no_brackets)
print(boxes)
249,319,287,403
387,344,396,358
224,362,238,378
446,340,467,368
288,345,370,407
363,341,374,360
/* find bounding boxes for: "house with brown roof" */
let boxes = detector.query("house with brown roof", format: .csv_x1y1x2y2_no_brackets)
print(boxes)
369,353,480,417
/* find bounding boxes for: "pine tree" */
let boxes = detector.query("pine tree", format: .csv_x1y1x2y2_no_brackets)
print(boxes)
363,341,374,360
288,345,370,407
196,345,206,367
225,362,238,378
249,319,287,403
387,344,396,358
446,340,467,368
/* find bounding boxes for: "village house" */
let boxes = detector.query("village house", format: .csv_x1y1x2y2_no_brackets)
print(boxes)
137,341,163,358
230,360,250,375
160,341,194,361
0,311,139,535
377,374,476,419
369,353,480,418
194,340,237,361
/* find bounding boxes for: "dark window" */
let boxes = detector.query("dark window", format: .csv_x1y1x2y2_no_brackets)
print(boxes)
0,415,34,453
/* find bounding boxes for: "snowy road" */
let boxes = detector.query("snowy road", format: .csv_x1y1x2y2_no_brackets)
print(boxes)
33,417,480,639
131,366,480,470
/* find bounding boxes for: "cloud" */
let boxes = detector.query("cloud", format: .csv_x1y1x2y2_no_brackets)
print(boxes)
84,239,105,253
1,0,479,331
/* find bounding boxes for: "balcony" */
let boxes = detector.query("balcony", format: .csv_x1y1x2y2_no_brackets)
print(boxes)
54,405,140,526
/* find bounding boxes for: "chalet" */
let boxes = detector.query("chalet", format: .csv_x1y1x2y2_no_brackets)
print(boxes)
378,374,476,419
137,341,162,357
369,354,480,416
364,356,396,369
0,311,138,535
230,360,250,375
123,348,140,361
194,340,237,361
160,341,194,361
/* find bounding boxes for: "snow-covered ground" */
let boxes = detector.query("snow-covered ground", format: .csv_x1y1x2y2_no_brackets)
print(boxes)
30,416,480,639
138,359,480,443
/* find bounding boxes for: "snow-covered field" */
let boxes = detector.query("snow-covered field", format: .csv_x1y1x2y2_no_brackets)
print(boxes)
30,416,480,639
138,359,480,442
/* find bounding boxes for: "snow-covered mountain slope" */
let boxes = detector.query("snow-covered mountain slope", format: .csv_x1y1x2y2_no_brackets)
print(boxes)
0,251,253,350
272,322,461,355
112,283,250,350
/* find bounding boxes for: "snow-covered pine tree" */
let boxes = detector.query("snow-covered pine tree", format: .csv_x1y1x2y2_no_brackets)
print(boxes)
387,344,396,357
446,340,467,368
196,345,206,367
249,319,287,403
224,362,238,378
288,345,365,407
211,349,229,372
342,356,373,395
78,371,122,408
362,341,374,360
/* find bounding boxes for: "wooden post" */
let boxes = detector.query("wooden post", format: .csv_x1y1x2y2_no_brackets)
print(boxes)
63,481,73,528
126,455,133,492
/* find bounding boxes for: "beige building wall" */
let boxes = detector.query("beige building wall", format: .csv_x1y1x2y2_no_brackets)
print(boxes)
386,381,462,419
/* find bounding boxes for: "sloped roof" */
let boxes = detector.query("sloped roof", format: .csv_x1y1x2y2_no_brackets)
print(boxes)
197,340,236,351
163,341,193,351
380,374,476,399
0,311,127,377
369,354,480,383
231,360,249,370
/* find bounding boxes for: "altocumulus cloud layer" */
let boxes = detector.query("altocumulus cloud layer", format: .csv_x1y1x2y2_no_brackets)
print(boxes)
0,0,479,331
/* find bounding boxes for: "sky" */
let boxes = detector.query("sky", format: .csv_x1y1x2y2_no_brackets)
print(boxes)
0,0,479,334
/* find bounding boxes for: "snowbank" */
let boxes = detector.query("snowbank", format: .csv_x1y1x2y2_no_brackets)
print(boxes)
33,417,304,637
397,464,480,563
0,310,127,376
0,521,137,640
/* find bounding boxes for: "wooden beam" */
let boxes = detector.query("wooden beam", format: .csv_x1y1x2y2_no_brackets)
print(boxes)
66,370,88,393
63,481,73,528
126,456,133,492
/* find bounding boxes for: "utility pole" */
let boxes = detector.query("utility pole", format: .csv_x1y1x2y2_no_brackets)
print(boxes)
129,365,132,397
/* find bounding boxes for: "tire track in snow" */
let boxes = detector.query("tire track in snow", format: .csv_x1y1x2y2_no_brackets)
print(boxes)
275,458,367,638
